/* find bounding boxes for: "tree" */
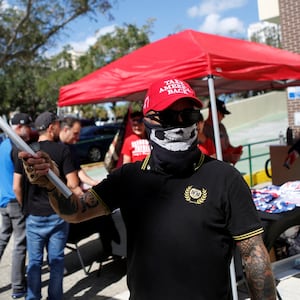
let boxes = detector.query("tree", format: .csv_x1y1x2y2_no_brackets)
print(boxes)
250,23,281,48
92,20,154,64
46,22,153,118
1,60,57,116
77,19,154,74
0,16,153,118
0,0,115,68
0,0,116,117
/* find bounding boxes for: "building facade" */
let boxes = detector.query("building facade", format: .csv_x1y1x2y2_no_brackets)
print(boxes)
258,0,300,139
279,0,300,54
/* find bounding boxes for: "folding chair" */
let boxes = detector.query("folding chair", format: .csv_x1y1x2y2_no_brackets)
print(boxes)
66,217,105,275
66,215,122,275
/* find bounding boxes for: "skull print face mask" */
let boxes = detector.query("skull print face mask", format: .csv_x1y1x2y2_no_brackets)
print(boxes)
148,123,197,151
144,120,201,175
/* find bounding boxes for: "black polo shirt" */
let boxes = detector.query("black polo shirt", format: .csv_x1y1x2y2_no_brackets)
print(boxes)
93,153,263,300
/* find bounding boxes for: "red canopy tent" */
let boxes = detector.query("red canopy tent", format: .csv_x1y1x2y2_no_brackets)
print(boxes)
58,29,300,107
58,29,300,159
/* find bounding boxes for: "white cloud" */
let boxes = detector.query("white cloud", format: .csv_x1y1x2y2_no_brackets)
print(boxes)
0,0,9,10
69,25,116,52
1,0,19,12
187,0,247,17
199,14,245,36
187,0,247,36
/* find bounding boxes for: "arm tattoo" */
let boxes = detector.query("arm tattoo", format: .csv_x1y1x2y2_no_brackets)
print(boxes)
49,189,109,219
238,235,276,300
50,189,78,215
79,192,99,213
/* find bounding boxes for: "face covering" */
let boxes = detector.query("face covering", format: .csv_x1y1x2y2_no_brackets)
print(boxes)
148,124,197,151
144,120,201,175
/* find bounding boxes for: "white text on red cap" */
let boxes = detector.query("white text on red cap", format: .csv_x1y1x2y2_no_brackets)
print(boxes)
159,79,193,96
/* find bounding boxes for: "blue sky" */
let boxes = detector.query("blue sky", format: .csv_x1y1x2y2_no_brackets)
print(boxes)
61,0,259,53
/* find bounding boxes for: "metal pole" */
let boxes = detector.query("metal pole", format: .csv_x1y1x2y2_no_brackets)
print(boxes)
207,75,222,160
0,117,72,198
207,75,238,300
247,144,254,187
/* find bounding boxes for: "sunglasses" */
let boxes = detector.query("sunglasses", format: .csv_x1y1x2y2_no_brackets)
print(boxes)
146,109,202,127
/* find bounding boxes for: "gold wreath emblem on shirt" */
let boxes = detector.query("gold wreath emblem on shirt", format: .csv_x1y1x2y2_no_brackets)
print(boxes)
184,186,207,205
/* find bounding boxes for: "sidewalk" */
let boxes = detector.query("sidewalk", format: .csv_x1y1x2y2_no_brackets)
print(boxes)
0,232,128,300
1,228,300,299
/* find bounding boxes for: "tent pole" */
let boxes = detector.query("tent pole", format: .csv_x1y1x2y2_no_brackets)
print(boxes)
207,75,238,300
207,75,222,160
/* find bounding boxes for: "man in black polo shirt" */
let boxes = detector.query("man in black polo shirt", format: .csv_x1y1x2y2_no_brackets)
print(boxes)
20,78,276,300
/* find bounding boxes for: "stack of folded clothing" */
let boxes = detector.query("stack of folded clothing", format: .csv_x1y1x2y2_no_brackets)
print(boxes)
251,184,296,213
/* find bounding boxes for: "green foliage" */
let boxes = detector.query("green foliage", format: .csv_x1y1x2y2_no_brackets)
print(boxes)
65,22,153,118
91,21,153,66
114,103,129,119
250,24,281,48
76,20,153,75
0,0,154,118
130,101,144,113
0,0,116,116
79,104,107,120
0,0,114,67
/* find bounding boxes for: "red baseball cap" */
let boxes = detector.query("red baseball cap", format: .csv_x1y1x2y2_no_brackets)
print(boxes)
143,78,203,115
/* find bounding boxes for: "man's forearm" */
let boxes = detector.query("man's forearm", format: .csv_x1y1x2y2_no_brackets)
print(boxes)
48,188,110,223
238,235,276,300
244,259,275,300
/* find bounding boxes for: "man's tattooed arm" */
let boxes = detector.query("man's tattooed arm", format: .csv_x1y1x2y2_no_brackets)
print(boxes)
237,234,276,300
47,189,110,223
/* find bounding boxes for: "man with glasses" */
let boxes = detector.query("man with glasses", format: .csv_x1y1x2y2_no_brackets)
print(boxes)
19,78,276,300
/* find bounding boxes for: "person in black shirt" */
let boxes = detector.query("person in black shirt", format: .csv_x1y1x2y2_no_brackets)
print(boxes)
59,116,100,187
14,112,82,300
19,79,276,300
59,116,118,256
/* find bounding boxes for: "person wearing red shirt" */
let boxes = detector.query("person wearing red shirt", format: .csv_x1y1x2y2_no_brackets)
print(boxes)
197,112,216,157
121,111,150,164
203,99,243,165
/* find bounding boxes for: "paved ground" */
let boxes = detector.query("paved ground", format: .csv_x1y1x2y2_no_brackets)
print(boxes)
0,232,128,300
1,228,300,300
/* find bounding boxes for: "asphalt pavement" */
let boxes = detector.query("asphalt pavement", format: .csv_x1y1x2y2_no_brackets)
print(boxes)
0,231,128,300
1,221,300,299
